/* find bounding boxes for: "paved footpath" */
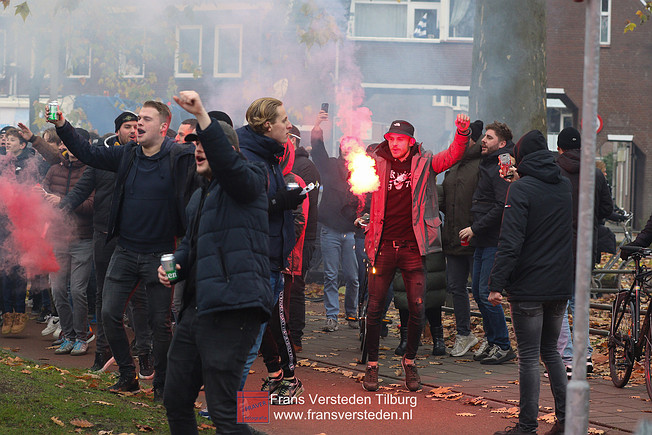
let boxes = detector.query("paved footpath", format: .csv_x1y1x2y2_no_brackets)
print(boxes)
3,301,651,434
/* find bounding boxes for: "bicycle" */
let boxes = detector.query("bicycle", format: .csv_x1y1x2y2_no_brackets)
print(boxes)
592,212,634,291
607,246,652,398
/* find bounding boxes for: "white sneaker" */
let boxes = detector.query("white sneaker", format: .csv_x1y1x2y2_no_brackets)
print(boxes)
52,325,62,339
41,316,59,336
473,339,491,361
450,333,479,357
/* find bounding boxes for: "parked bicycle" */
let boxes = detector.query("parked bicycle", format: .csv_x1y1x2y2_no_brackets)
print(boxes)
592,212,635,291
608,246,652,398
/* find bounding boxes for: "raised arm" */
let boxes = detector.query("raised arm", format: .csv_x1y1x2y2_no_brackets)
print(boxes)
430,114,470,173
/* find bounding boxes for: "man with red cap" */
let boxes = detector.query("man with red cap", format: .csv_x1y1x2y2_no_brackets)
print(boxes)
362,114,470,392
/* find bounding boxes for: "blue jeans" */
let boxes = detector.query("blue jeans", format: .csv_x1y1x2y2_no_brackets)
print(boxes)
557,290,594,366
446,254,474,336
321,226,358,319
102,246,172,390
239,272,283,390
51,238,93,340
164,306,260,434
472,247,510,349
510,300,568,432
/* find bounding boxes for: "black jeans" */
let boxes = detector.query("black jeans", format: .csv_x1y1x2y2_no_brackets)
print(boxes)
510,300,568,432
164,306,260,435
366,240,425,361
102,246,172,389
261,276,296,378
445,254,473,336
288,238,316,345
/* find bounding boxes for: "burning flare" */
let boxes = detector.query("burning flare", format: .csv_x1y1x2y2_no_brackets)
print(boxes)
340,136,380,195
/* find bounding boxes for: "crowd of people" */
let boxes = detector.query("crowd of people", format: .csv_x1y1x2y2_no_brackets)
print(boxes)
0,90,651,435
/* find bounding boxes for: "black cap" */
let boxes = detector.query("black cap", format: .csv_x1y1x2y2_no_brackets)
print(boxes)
557,127,581,150
207,110,233,127
470,120,484,142
0,126,14,135
75,128,90,142
185,133,199,142
114,111,138,132
514,130,547,165
384,120,415,140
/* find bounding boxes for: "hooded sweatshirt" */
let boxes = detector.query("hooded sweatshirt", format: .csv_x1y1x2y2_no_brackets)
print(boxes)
488,130,573,301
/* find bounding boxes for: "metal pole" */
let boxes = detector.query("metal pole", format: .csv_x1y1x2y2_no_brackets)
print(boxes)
566,0,600,433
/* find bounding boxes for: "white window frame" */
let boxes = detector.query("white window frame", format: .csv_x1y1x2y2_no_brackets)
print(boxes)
65,42,92,78
445,0,475,40
175,25,203,78
349,0,444,42
213,24,242,78
432,94,468,111
600,0,611,46
0,29,6,79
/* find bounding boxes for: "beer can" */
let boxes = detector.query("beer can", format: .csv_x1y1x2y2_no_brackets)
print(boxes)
286,182,299,190
47,101,59,122
161,253,177,281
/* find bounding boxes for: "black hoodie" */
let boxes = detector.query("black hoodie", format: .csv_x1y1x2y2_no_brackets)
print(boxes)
556,148,613,262
488,130,574,302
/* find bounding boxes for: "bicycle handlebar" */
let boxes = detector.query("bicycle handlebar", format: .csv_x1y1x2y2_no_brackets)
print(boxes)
620,245,652,258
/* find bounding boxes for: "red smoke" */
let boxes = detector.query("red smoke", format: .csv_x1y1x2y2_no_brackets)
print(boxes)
0,158,60,277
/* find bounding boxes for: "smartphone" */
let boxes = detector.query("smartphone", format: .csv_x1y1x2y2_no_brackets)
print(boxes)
498,153,513,179
321,103,329,114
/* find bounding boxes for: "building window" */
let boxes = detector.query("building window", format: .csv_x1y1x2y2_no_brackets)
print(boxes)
175,26,202,78
352,1,441,40
0,30,5,78
66,41,92,78
600,0,611,45
119,44,145,78
432,94,468,111
448,0,475,39
214,25,242,78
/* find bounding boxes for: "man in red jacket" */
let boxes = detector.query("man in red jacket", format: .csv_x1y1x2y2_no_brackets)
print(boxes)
363,114,470,392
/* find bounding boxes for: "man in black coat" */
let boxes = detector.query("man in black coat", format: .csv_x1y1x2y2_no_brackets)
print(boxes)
555,126,613,375
459,121,515,365
488,130,573,435
159,90,271,434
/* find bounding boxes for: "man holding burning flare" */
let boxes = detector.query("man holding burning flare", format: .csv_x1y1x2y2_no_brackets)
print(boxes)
363,114,470,392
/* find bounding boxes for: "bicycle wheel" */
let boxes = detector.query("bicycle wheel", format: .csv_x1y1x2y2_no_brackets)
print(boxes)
645,327,652,400
617,258,637,291
609,292,635,387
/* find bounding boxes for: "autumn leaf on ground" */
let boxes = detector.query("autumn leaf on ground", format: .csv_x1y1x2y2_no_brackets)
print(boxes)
21,369,31,374
92,400,114,406
51,417,65,426
456,413,476,417
198,422,214,430
537,412,556,423
136,423,154,432
464,397,487,406
70,418,94,428
588,428,605,434
429,386,452,396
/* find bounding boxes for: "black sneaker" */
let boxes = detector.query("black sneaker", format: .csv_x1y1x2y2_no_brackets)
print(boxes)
481,346,516,365
586,357,593,374
36,310,52,324
138,354,154,380
494,424,536,434
108,374,140,394
90,352,113,373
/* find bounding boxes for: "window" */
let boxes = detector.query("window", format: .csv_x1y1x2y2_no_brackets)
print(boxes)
352,1,441,40
214,25,242,78
66,41,92,78
432,94,468,111
448,0,475,39
175,26,202,77
0,30,5,78
119,44,145,78
600,0,611,45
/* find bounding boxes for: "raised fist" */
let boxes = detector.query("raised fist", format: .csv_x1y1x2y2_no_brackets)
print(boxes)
455,114,470,132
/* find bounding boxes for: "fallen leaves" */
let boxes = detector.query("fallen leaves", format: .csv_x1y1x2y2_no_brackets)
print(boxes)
70,418,94,428
51,416,65,426
456,412,476,417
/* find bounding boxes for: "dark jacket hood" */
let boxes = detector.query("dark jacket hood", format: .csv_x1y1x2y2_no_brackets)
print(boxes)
514,130,547,165
237,125,285,162
516,149,563,184
556,149,581,175
295,146,310,159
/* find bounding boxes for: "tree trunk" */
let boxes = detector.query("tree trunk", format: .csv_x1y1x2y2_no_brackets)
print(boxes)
469,0,547,138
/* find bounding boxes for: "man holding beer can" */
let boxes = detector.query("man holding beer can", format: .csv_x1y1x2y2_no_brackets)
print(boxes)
158,90,271,434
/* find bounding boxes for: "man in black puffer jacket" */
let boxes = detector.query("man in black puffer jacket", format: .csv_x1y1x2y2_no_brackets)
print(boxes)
159,91,271,435
488,130,573,435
